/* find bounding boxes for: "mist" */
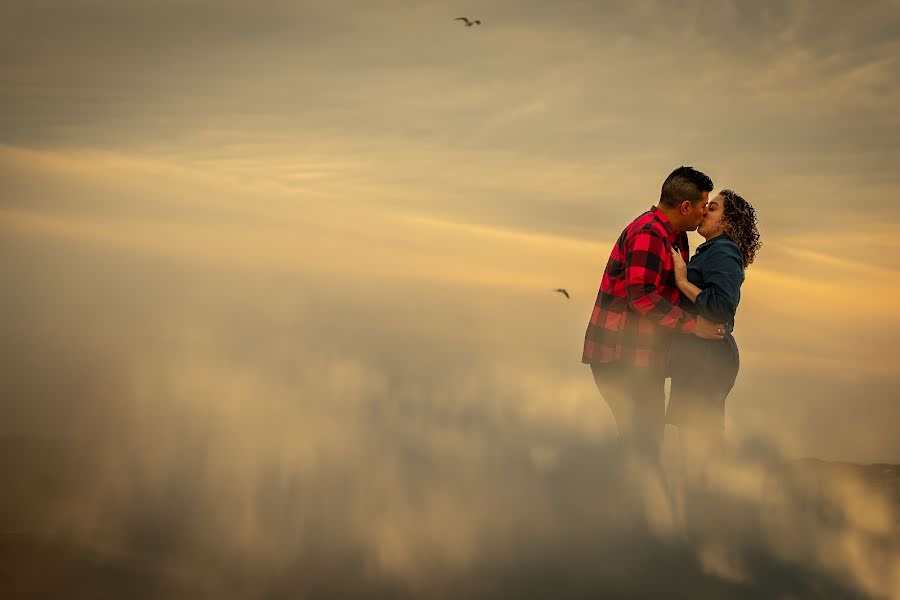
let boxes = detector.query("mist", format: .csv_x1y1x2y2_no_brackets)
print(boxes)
3,0,900,597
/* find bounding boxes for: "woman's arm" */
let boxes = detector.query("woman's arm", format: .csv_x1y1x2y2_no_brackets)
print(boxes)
671,248,702,303
672,244,744,322
695,244,743,324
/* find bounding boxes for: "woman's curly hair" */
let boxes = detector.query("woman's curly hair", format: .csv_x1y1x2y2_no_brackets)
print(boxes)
720,189,761,267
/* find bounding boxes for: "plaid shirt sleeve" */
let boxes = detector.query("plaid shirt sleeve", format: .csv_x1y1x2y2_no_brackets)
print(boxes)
625,229,697,333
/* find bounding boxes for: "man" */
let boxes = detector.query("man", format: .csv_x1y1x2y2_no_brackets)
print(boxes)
582,166,724,465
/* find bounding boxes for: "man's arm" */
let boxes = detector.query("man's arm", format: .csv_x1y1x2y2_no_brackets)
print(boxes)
626,230,725,339
624,230,697,332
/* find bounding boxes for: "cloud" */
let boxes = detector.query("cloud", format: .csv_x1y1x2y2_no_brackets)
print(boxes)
3,2,900,596
4,304,899,597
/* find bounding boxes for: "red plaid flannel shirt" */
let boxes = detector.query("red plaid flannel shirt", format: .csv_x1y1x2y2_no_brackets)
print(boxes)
582,206,697,370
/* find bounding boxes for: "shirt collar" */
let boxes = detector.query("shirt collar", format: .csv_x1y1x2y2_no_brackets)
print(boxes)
696,232,735,253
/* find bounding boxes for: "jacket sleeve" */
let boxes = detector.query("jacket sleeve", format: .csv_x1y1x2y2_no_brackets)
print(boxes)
695,242,744,324
624,230,696,333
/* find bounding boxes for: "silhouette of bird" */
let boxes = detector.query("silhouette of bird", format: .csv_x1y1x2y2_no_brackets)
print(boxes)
554,288,570,299
454,17,482,26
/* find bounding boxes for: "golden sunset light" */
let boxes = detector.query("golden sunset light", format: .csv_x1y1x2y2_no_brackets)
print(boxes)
3,1,899,598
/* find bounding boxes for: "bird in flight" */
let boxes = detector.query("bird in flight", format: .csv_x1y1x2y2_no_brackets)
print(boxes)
454,17,482,26
554,288,570,299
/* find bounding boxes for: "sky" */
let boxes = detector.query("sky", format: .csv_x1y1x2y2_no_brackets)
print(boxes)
2,0,900,597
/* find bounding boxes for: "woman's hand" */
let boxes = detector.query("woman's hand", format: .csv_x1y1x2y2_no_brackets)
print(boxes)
671,248,687,282
671,247,701,304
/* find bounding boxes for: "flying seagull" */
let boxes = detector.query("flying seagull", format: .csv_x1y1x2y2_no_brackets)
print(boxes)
454,17,482,26
554,288,570,299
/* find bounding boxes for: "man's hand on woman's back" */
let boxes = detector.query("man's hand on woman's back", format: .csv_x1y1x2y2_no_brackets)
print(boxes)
693,315,726,340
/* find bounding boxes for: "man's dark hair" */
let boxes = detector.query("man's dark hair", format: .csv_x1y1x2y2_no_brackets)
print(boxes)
659,166,714,208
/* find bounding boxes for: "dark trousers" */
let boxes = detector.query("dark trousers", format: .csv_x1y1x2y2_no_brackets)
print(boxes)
590,362,666,462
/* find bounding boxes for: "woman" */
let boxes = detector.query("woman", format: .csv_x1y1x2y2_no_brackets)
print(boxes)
667,189,761,483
